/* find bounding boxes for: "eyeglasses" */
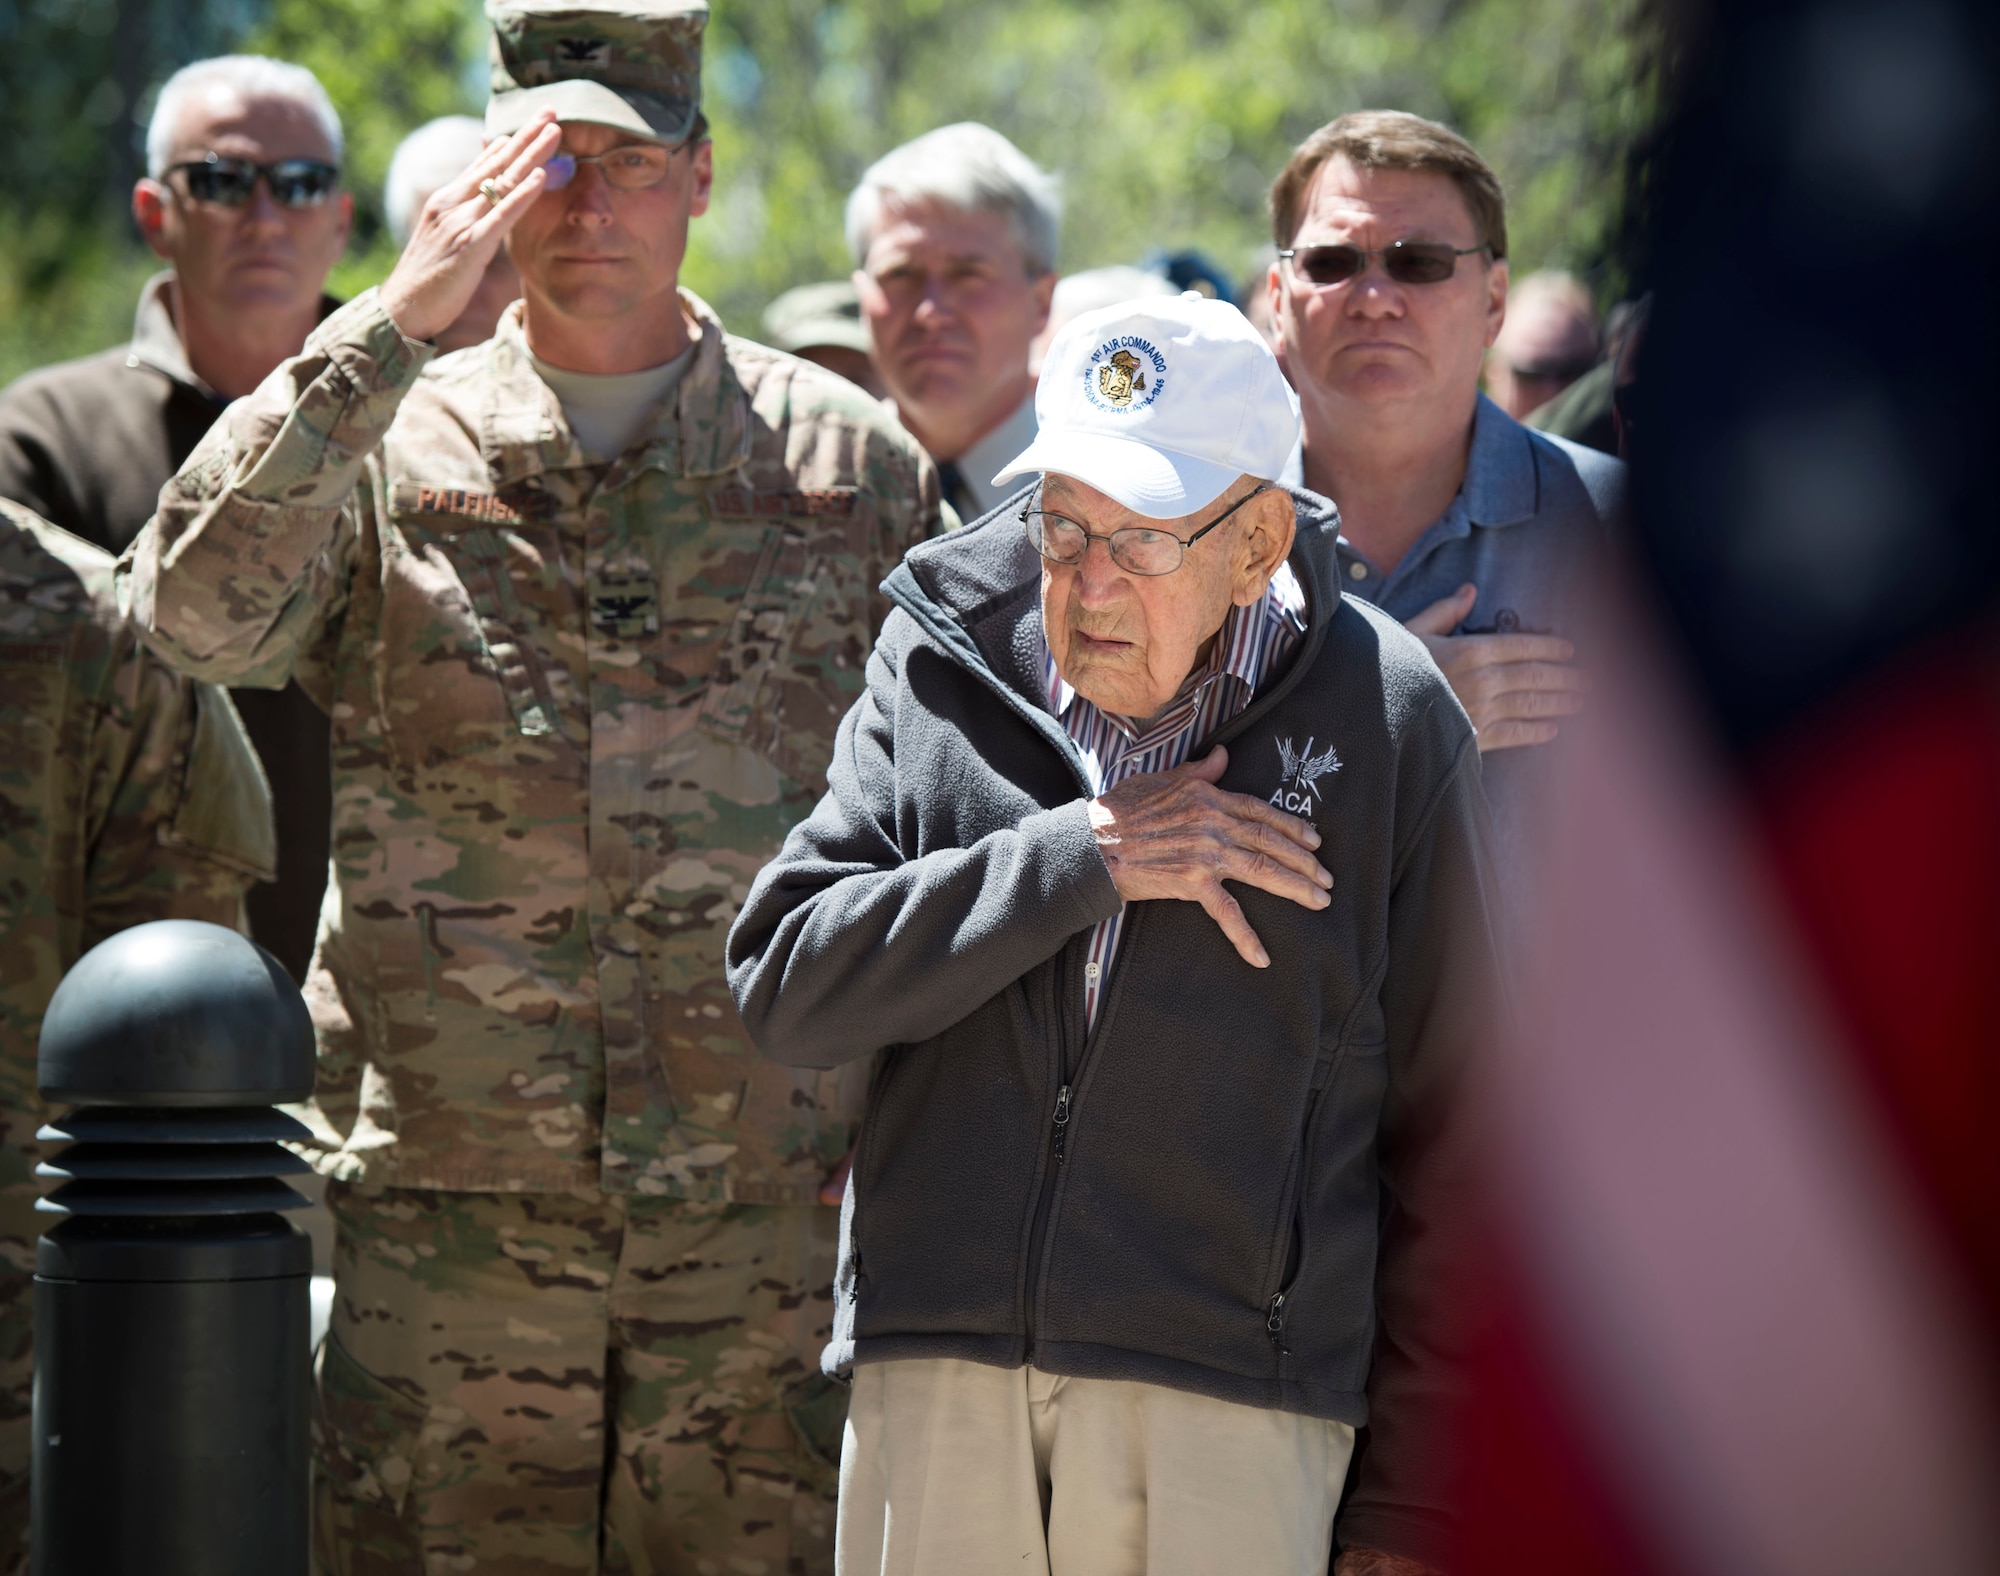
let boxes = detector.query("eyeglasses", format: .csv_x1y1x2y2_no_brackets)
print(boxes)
544,140,688,192
1023,484,1272,577
167,155,340,208
1279,240,1490,287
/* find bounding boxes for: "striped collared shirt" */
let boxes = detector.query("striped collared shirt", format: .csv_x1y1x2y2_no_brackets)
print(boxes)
1046,563,1309,1028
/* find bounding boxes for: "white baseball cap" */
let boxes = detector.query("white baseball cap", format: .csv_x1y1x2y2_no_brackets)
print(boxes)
994,292,1302,519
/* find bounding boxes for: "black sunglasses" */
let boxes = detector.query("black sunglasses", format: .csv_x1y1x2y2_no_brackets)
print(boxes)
1279,240,1490,287
167,154,341,209
1023,484,1273,578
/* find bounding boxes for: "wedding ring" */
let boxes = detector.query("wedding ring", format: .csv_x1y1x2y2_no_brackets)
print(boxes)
479,178,502,205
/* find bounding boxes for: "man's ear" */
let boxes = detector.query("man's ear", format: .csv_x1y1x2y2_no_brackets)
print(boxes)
132,180,174,261
1267,261,1291,364
1484,257,1509,350
687,138,715,219
1232,486,1296,607
1029,266,1056,337
331,190,355,256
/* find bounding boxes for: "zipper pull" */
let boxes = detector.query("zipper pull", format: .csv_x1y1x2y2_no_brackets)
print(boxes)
1052,1084,1071,1162
1267,1292,1289,1356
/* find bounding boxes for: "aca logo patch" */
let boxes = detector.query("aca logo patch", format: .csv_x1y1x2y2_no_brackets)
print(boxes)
1084,336,1167,414
1271,736,1341,815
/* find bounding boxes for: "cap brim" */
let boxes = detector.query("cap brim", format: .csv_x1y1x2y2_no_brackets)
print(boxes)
993,427,1241,519
486,80,697,144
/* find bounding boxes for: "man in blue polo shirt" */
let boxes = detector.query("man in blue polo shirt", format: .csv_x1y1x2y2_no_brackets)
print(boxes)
1266,111,1623,911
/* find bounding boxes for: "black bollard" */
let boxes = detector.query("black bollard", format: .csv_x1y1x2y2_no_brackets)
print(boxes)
31,919,316,1576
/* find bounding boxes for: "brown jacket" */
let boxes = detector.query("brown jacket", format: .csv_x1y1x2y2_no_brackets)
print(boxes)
0,273,333,982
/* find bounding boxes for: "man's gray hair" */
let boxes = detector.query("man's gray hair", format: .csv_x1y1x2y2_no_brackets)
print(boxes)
384,116,488,245
846,123,1061,276
146,55,344,179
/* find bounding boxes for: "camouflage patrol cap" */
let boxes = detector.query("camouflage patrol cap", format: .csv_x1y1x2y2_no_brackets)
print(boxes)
485,0,707,146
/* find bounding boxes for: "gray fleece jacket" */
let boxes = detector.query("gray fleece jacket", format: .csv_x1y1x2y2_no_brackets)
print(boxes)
726,490,1501,1562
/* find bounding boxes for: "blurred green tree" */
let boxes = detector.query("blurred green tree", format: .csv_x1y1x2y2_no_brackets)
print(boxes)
0,0,482,382
1,0,1664,387
682,0,1663,328
240,0,489,296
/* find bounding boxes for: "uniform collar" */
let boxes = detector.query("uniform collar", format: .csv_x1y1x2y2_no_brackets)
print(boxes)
479,287,752,487
125,272,339,403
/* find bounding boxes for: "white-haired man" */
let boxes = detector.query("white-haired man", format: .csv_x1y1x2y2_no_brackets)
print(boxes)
730,295,1497,1576
849,122,1059,521
385,115,522,353
0,53,349,985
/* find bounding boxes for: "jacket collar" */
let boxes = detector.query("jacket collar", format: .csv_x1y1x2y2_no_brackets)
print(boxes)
125,272,339,402
477,287,752,489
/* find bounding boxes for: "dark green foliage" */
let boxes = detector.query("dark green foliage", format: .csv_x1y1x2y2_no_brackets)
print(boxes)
1,0,1663,386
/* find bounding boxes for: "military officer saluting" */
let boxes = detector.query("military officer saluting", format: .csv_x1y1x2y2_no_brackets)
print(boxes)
121,2,939,1569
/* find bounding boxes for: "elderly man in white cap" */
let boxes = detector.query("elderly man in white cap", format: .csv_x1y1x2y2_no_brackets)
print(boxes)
729,295,1499,1576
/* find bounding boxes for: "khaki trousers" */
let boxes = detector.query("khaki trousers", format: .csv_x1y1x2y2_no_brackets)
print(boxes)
837,1358,1355,1576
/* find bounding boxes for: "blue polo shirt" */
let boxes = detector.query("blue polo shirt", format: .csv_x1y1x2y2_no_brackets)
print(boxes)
1294,395,1625,919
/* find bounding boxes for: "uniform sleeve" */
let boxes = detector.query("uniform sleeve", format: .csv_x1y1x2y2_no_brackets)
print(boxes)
81,624,277,947
1336,724,1501,1564
117,288,432,690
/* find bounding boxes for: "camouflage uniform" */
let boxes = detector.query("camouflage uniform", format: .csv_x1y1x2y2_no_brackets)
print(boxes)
122,264,936,1566
0,500,273,1572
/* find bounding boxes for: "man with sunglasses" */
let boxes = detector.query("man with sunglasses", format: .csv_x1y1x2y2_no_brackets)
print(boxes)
1266,111,1623,920
120,3,940,1570
0,54,349,989
729,295,1498,1576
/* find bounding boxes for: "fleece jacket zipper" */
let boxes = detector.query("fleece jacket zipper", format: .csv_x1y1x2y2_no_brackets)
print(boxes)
878,527,1337,1368
878,570,1099,1368
1021,937,1080,1362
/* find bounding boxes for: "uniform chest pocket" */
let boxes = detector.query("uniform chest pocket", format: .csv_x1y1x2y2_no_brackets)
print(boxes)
696,523,824,754
448,526,568,739
378,484,576,763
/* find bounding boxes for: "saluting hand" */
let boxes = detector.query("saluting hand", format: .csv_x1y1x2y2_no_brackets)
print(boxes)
1404,582,1587,751
1089,746,1332,971
379,110,562,346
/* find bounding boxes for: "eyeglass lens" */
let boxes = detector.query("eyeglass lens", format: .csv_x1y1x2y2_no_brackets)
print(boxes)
178,158,339,208
1289,242,1464,286
543,145,674,192
1023,513,1187,576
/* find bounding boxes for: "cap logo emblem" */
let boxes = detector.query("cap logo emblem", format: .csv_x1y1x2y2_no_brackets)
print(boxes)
554,36,612,67
1083,336,1167,415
